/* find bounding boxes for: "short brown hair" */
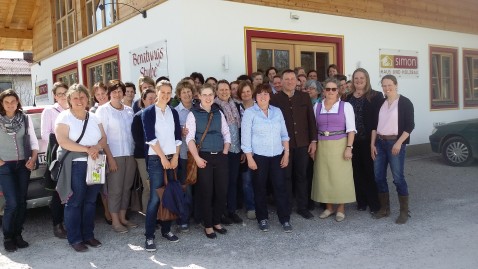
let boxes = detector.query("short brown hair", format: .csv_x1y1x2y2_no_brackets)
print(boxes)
237,80,253,101
107,79,126,98
253,83,273,99
91,82,107,104
52,81,69,96
175,80,194,98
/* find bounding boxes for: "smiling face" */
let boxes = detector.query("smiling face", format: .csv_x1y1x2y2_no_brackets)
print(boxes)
179,87,193,104
240,85,253,102
255,90,270,108
156,85,172,106
328,67,338,78
199,87,215,108
216,82,231,101
306,86,318,99
308,71,318,81
109,88,124,105
69,91,89,112
54,87,69,108
124,86,135,102
231,83,239,99
267,69,277,81
353,71,367,91
324,81,339,101
381,78,397,98
273,77,282,91
282,72,297,92
94,87,108,105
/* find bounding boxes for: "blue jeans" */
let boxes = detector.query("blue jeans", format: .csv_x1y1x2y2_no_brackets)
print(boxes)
64,161,102,245
145,155,172,239
0,160,30,239
241,167,255,211
373,139,409,196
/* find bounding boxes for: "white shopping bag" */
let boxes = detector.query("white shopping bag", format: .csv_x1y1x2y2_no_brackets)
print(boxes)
86,153,106,185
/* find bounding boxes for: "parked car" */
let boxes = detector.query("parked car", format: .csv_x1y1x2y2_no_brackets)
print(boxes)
429,118,478,166
0,106,52,217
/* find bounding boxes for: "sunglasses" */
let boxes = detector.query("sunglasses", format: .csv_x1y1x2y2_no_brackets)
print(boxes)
325,88,337,92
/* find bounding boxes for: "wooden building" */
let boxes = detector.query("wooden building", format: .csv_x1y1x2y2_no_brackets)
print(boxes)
1,0,478,146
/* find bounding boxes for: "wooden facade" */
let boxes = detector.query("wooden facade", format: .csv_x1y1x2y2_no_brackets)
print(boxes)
1,0,477,60
230,0,478,35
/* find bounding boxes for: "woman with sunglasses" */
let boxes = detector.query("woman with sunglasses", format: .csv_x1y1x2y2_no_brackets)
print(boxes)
311,78,356,222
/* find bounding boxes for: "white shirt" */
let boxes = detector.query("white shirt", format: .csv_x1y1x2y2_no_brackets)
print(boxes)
96,102,135,157
146,105,182,156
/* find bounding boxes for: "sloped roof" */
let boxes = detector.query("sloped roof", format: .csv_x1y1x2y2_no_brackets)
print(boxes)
0,58,31,75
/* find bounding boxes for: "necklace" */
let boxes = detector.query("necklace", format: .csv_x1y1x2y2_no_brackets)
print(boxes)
110,102,123,110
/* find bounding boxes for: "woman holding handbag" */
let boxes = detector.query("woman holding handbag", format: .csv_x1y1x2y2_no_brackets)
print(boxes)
55,84,107,252
41,81,69,239
142,80,182,252
0,89,39,252
186,83,231,239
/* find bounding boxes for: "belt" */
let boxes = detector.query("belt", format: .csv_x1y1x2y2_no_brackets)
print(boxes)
200,151,219,155
378,134,398,140
319,130,346,137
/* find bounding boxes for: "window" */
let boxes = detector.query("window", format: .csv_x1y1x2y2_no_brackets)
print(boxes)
86,0,118,35
53,62,78,87
246,28,343,80
81,47,120,89
55,0,76,50
463,49,478,108
429,46,458,110
87,56,118,87
0,81,13,92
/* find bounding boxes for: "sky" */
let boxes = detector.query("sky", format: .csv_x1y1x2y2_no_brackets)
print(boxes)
0,50,24,58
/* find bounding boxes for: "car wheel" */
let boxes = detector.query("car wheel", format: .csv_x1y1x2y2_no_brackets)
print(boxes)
441,137,474,166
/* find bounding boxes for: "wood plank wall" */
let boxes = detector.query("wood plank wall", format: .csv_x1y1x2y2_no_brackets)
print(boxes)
230,0,478,35
32,0,164,62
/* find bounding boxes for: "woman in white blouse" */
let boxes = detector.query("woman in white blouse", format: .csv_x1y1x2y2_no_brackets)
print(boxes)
96,80,137,233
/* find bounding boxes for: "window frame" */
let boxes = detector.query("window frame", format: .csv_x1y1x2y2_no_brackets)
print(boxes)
245,28,344,76
55,0,77,50
85,0,119,36
52,61,79,86
463,49,478,108
81,46,121,89
429,46,459,110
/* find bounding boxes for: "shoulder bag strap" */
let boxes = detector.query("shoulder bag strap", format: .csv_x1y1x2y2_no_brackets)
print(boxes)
23,113,29,135
197,112,214,150
58,112,90,164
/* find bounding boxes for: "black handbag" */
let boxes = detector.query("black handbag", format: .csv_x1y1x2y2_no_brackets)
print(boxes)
50,112,89,182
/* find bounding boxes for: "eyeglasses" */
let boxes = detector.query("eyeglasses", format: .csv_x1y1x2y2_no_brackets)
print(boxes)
325,88,337,92
55,92,67,97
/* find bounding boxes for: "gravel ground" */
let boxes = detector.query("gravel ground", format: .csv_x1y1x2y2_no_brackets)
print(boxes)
1,154,477,269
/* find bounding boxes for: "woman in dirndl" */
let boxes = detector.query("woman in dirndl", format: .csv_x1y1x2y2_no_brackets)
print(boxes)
311,78,356,222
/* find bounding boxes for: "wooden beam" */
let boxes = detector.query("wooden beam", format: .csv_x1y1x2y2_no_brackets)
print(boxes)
0,28,33,39
5,0,19,28
28,0,41,29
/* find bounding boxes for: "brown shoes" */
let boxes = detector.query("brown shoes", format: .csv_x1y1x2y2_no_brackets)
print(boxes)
84,238,102,248
53,223,67,239
71,242,88,252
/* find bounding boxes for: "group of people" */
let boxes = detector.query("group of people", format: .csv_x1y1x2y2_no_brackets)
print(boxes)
0,65,414,253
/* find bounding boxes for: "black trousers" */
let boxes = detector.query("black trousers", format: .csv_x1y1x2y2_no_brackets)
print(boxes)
197,152,229,228
352,139,380,211
252,154,290,224
284,146,309,211
50,191,64,226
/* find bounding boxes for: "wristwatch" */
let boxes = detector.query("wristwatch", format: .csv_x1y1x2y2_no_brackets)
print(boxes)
346,145,353,149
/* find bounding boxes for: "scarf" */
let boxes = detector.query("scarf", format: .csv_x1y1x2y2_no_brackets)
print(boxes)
214,98,241,128
0,112,23,134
